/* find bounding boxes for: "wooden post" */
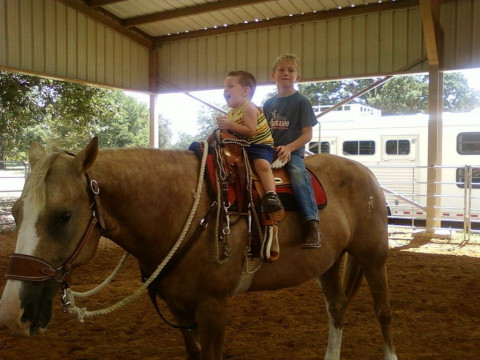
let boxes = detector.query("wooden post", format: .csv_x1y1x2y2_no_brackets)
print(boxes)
425,66,443,233
149,49,159,148
417,0,447,238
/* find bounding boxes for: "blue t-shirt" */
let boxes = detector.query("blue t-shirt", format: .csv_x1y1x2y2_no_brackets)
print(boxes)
263,92,318,157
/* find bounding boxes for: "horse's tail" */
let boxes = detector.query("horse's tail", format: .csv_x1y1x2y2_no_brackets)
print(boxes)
342,253,363,307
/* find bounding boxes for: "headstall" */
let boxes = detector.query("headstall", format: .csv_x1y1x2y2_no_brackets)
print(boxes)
5,172,105,300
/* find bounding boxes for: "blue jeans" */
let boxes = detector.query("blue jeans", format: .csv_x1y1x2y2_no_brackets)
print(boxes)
284,154,319,223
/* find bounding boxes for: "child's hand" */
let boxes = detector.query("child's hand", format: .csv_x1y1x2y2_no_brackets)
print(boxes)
275,145,291,163
216,115,230,130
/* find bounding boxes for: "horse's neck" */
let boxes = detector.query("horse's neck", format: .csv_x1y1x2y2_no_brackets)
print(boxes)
93,149,205,259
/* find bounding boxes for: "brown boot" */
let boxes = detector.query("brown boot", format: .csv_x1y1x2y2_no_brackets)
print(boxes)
301,220,321,248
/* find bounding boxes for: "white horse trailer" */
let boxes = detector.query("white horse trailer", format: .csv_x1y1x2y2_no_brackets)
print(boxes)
309,104,480,227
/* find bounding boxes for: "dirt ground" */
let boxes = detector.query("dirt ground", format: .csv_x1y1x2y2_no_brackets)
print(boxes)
0,227,478,360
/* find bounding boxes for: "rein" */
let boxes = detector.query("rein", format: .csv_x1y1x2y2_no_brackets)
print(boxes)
64,141,210,323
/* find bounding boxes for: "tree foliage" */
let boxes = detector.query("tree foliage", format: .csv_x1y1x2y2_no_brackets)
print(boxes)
158,114,173,149
171,104,225,148
298,73,480,115
2,70,479,161
0,71,150,161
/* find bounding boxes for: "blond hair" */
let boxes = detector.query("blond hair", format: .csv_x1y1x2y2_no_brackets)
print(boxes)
272,54,300,74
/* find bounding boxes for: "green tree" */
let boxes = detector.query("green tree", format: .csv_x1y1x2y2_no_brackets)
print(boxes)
442,72,480,111
298,73,480,115
170,104,224,148
0,71,151,160
158,114,173,148
94,91,149,148
172,132,198,149
196,105,224,139
366,75,429,114
299,79,376,106
0,72,45,162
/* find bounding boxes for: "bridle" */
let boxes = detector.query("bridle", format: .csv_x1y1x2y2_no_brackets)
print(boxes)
4,142,212,328
5,172,105,308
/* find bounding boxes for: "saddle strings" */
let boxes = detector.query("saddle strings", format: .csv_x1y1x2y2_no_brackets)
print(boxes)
64,140,210,322
212,134,263,272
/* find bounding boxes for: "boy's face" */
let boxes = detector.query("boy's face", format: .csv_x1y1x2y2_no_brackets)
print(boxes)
223,75,250,108
272,60,299,88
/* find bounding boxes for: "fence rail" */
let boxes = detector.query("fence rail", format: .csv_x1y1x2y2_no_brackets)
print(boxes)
369,164,480,241
0,161,29,228
1,161,478,240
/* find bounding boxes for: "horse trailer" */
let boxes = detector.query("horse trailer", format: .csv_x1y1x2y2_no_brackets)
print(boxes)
309,104,480,228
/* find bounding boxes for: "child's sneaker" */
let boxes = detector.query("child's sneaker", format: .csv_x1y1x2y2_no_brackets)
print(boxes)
262,192,284,213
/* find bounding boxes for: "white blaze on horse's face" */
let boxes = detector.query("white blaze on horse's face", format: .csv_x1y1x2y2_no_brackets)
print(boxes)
0,189,44,336
15,190,42,255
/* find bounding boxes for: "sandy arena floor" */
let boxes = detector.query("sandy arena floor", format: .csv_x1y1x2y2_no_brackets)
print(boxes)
0,227,478,359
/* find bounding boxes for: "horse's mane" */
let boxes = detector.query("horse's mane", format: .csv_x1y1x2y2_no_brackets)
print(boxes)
24,145,195,209
24,149,64,209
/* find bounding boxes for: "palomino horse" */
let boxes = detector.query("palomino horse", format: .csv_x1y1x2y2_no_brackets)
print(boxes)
0,137,397,360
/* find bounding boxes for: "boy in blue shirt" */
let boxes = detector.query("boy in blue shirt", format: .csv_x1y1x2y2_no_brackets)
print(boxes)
263,54,321,248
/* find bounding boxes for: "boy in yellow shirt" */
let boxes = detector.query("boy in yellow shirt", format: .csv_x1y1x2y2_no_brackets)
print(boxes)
216,70,283,213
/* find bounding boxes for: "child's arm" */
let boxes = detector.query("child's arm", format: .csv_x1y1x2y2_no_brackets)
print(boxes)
276,126,313,162
216,102,258,137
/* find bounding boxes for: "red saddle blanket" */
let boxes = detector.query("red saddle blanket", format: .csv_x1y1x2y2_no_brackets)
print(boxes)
206,154,327,211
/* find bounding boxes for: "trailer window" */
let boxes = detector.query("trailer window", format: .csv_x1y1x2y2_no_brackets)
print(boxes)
386,140,410,155
309,141,331,154
457,132,480,154
320,141,330,154
343,141,375,155
456,168,480,189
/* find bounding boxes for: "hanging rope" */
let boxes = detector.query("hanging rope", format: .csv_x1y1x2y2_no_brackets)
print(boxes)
65,141,209,322
71,252,130,298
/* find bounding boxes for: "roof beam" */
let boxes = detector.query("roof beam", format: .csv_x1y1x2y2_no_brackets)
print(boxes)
155,0,421,44
123,0,276,27
87,0,127,8
59,0,154,48
419,0,443,66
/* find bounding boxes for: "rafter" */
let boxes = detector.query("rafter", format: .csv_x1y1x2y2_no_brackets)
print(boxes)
122,0,276,27
58,0,153,48
87,0,127,8
155,0,421,44
419,0,443,66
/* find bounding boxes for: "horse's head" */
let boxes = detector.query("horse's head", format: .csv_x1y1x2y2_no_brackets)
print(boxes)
0,137,102,336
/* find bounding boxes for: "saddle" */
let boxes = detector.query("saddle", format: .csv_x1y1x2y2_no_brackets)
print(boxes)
189,130,327,262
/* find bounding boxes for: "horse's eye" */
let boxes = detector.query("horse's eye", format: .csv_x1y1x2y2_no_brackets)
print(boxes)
58,212,72,224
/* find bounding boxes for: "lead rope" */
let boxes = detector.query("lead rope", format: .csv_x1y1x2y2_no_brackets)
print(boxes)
70,252,130,298
64,140,209,323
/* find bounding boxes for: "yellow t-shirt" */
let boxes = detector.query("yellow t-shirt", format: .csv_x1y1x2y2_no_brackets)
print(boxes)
226,101,274,146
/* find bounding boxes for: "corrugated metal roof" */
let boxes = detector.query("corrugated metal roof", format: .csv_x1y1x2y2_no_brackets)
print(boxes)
4,0,478,93
90,0,408,41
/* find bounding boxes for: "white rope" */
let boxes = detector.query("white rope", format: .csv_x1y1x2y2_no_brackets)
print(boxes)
71,252,130,298
65,141,209,322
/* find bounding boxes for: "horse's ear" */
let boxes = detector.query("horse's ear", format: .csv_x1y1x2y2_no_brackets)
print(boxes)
72,136,99,173
28,142,46,171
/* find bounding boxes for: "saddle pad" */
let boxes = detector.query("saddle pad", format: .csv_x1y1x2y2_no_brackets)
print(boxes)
205,153,327,211
275,169,327,211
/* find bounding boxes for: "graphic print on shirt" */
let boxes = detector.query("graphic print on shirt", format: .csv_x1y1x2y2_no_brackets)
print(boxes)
268,109,289,130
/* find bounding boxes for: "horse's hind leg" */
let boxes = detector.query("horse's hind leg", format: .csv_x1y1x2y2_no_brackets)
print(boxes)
363,263,398,360
318,256,348,360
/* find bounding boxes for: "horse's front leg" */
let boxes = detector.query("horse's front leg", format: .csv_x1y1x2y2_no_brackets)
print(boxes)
195,297,227,360
167,304,202,360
